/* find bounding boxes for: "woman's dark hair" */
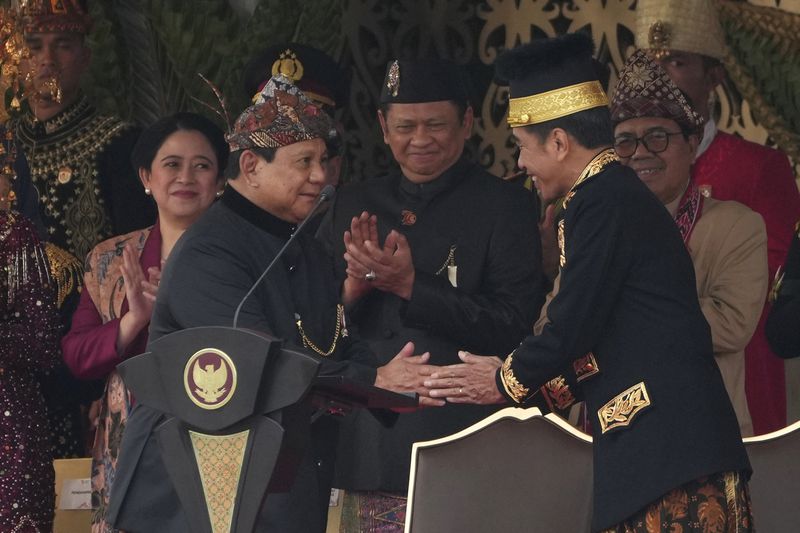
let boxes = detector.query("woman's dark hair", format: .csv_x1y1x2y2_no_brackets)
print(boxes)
131,112,229,179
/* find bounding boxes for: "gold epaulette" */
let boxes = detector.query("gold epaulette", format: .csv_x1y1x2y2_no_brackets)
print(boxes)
44,242,83,308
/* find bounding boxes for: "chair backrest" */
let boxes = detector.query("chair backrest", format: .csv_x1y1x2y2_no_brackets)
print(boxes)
405,407,593,533
742,420,800,533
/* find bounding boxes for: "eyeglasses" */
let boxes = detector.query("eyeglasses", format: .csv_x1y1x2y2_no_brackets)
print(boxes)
613,129,684,158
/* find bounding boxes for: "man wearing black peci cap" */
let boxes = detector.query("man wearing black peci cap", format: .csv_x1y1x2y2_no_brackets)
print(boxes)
320,58,543,529
425,34,753,532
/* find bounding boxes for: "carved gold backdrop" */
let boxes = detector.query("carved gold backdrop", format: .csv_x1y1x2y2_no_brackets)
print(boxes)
69,0,799,184
334,0,800,182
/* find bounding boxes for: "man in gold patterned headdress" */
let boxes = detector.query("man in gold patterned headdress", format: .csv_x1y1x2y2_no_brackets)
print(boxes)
637,0,800,435
426,33,753,532
107,74,439,533
611,49,768,438
13,0,155,458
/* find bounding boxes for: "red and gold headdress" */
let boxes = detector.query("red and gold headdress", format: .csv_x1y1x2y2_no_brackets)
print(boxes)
18,0,92,35
226,74,337,152
610,49,704,135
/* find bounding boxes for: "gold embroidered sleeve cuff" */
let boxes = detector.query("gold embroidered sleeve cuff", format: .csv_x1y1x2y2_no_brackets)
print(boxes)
499,351,530,403
507,81,609,127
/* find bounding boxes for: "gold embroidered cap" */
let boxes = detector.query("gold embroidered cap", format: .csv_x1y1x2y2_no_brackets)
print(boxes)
610,49,704,134
17,0,93,35
635,0,726,60
495,33,609,128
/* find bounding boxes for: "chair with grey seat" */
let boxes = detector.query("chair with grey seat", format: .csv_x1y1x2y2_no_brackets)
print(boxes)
406,408,800,533
742,420,800,533
405,407,593,533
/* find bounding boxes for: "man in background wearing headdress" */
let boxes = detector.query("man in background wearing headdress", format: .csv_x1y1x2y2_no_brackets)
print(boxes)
107,75,438,533
13,0,155,458
321,58,543,530
610,49,768,437
426,33,753,532
637,0,800,434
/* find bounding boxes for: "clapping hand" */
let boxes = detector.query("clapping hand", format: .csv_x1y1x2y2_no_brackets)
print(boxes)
343,210,415,302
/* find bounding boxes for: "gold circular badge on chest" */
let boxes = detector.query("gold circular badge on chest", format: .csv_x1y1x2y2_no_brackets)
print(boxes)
57,166,73,185
184,348,237,410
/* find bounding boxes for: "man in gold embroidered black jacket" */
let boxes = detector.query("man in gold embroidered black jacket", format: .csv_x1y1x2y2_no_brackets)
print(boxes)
426,34,751,532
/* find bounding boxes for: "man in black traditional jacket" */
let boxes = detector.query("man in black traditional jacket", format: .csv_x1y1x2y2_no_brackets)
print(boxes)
107,76,437,533
14,0,155,459
321,58,543,528
426,34,753,532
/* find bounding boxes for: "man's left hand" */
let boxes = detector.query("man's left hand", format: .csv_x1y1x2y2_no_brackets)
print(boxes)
425,351,506,404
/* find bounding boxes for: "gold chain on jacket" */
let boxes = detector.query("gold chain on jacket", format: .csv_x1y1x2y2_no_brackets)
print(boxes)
295,304,345,357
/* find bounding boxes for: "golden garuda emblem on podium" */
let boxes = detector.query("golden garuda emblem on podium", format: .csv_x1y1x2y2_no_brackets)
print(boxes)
184,348,238,410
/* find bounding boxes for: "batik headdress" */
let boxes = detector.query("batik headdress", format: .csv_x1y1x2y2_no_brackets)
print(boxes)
226,74,337,152
610,49,704,135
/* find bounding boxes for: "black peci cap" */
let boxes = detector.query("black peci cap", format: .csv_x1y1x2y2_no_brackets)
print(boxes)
379,58,469,107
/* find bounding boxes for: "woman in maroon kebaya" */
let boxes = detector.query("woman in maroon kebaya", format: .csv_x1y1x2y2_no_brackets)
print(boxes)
61,113,227,532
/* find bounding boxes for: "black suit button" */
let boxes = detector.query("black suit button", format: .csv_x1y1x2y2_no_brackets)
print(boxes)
382,329,394,339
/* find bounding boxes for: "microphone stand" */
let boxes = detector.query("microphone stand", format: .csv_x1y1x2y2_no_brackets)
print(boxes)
232,184,335,328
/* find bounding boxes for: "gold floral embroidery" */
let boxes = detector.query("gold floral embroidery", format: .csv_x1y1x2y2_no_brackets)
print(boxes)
541,376,575,411
557,219,566,268
500,351,529,403
597,381,651,434
573,352,599,382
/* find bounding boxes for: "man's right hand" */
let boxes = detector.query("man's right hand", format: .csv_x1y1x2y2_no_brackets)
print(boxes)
375,341,445,408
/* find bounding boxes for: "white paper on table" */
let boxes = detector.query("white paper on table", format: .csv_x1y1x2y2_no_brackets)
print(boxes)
59,478,92,510
329,488,341,507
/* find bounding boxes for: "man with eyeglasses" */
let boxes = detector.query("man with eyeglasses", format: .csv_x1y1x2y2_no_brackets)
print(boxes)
637,0,800,435
611,49,767,437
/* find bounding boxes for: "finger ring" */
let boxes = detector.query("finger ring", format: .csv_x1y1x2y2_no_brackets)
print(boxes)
365,270,377,281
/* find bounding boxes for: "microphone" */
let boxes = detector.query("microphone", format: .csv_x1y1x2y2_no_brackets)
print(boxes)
232,184,336,328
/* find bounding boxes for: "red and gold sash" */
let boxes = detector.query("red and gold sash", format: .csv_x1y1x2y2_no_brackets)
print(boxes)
673,182,703,246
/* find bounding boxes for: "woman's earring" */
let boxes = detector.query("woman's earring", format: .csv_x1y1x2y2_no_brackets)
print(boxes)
215,190,224,198
144,188,151,195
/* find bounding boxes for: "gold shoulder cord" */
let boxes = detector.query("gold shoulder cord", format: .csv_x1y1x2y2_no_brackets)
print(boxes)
561,148,620,210
295,304,346,357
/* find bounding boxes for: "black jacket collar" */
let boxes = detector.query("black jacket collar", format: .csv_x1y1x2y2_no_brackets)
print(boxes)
221,186,296,241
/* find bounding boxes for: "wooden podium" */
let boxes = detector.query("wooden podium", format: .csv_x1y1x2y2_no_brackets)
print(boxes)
117,326,415,533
